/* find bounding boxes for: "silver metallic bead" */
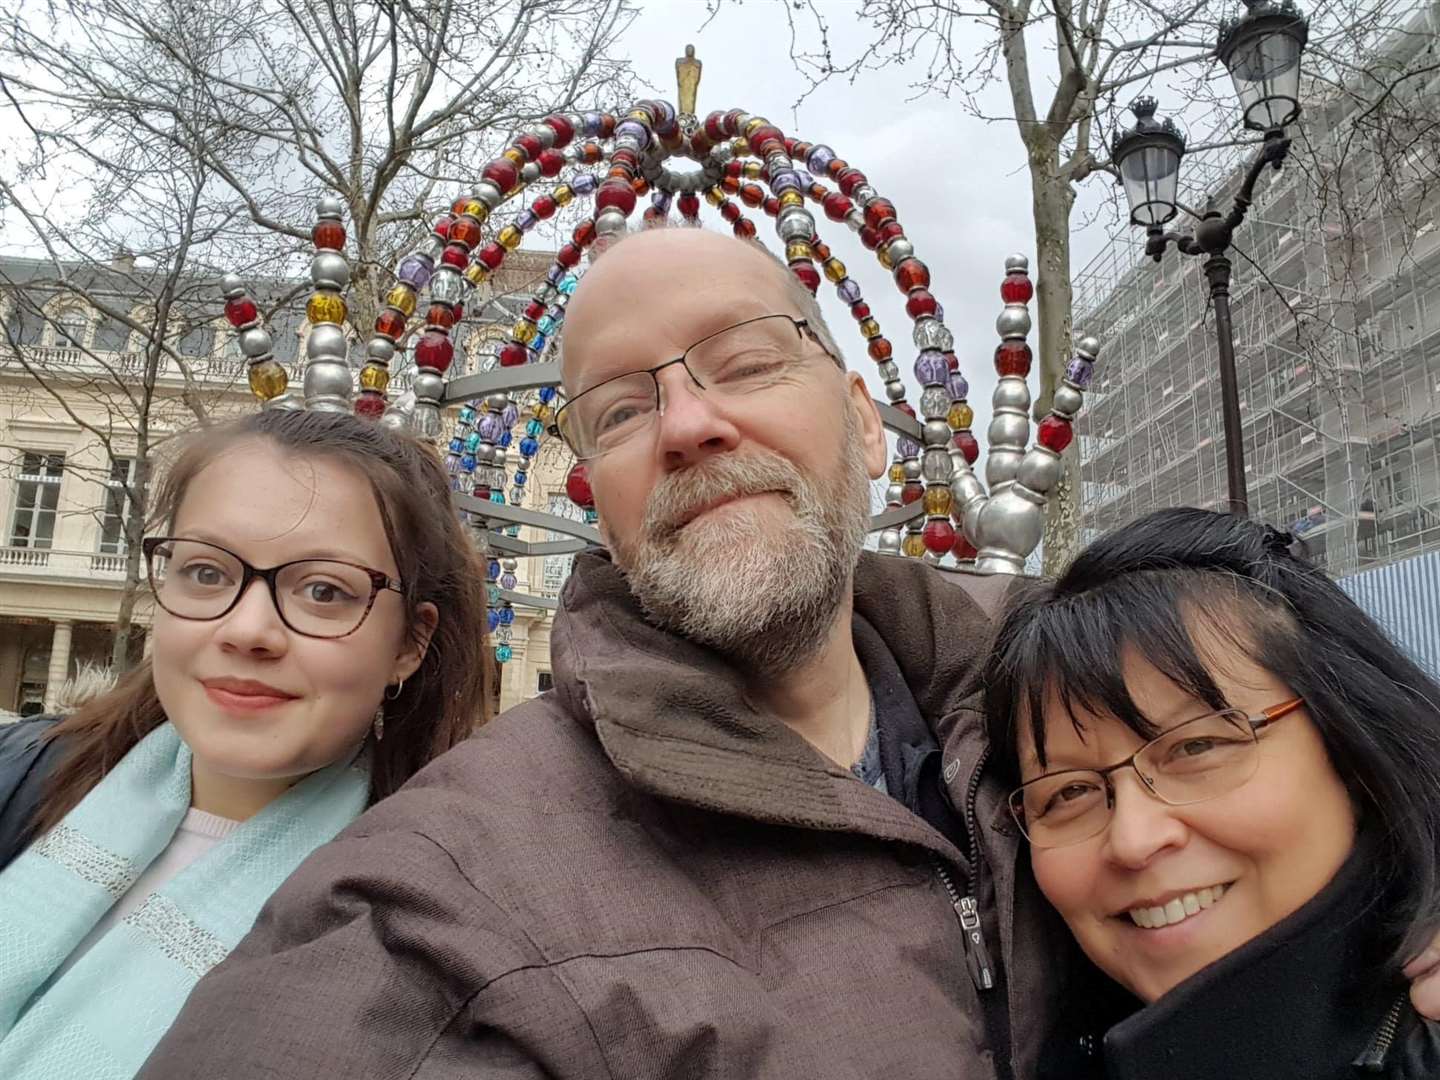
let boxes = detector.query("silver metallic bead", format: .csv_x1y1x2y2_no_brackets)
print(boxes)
912,319,954,351
595,208,629,236
562,148,580,165
430,268,464,304
1005,253,1030,273
412,370,445,402
988,412,1031,448
902,457,923,481
643,160,664,182
303,360,353,411
614,134,643,155
1053,384,1084,417
992,379,1032,412
420,236,445,262
776,208,816,242
733,112,753,131
367,337,396,364
305,323,348,361
500,557,518,572
1076,334,1101,361
922,447,952,482
317,195,345,219
564,113,584,135
996,305,1032,339
474,180,504,208
379,411,409,432
986,447,1025,489
950,469,986,509
710,142,734,164
852,184,877,205
484,394,510,412
923,419,951,446
877,528,903,555
883,237,914,264
533,125,556,149
884,379,907,403
310,252,350,291
877,361,900,382
1017,448,1062,492
521,162,541,183
885,483,904,505
237,326,274,359
221,273,245,298
920,386,951,420
845,209,865,232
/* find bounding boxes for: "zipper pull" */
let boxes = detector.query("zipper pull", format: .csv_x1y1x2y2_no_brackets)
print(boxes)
954,894,995,991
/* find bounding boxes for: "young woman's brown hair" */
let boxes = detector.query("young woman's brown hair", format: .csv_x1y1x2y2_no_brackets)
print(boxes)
29,408,492,837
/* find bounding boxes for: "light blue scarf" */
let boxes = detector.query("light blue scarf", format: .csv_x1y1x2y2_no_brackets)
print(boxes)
0,721,369,1078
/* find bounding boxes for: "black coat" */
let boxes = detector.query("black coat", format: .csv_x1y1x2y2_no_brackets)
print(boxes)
1044,836,1440,1079
0,715,64,871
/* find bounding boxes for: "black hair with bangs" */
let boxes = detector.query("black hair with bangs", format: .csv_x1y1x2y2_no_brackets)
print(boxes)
983,507,1440,968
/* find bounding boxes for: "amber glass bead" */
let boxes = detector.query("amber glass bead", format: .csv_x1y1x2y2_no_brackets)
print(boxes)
785,241,812,262
375,309,407,340
858,317,881,339
923,487,953,516
705,186,724,207
778,190,804,208
731,137,749,155
812,240,832,261
949,403,975,430
513,320,537,344
722,176,741,195
449,217,482,248
823,258,847,284
495,226,521,251
451,197,471,215
889,463,906,483
532,402,554,424
306,293,346,324
743,161,763,179
502,148,525,166
385,284,417,317
359,364,390,392
554,184,574,207
878,247,894,270
902,533,927,558
248,359,288,400
312,220,345,250
632,177,649,196
463,264,489,287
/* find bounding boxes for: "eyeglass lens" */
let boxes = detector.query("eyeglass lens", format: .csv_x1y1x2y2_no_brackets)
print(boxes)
561,315,805,457
148,539,378,637
1012,710,1262,848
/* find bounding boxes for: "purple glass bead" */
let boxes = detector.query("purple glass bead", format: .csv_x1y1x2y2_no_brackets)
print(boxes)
652,190,673,211
1066,357,1095,388
806,144,836,174
478,413,504,441
933,302,945,322
914,350,949,385
769,169,800,193
837,278,863,304
500,572,518,590
582,112,604,137
396,253,433,289
793,169,814,188
546,264,565,286
615,119,651,149
547,304,565,322
947,372,971,400
516,209,539,232
897,436,921,459
572,174,598,195
502,404,519,427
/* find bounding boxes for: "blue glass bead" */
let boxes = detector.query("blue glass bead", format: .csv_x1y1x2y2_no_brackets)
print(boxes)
501,572,517,590
897,436,921,459
837,278,863,304
487,609,500,632
460,452,477,471
496,644,512,663
1066,358,1094,388
559,273,579,294
487,585,500,605
513,470,527,486
505,523,521,537
914,350,949,385
459,405,477,425
582,111,604,136
462,432,479,452
531,332,548,353
806,144,836,174
487,559,500,580
396,253,433,289
516,209,539,231
583,508,600,525
490,490,505,504
572,174,598,195
478,413,504,441
499,606,515,625
947,372,970,400
537,387,556,404
537,315,555,335
449,437,464,454
520,436,539,456
526,418,544,437
499,431,513,448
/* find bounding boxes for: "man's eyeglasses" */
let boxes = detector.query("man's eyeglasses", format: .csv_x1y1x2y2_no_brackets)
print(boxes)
551,313,839,461
143,537,404,640
1008,698,1306,849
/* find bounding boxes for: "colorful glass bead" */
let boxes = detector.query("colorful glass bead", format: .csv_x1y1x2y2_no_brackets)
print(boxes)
482,159,519,192
1001,272,1034,304
952,534,979,561
449,217,482,248
312,220,345,250
544,114,576,146
566,462,594,507
463,264,489,287
596,180,638,216
914,351,949,385
901,481,924,505
526,418,544,437
922,518,956,554
734,218,757,239
224,296,258,328
948,403,974,429
306,293,346,324
477,243,505,270
867,337,893,362
433,214,454,239
375,309,407,340
414,331,454,373
790,262,820,294
513,320,538,345
858,317,881,340
952,430,981,464
901,532,927,558
496,644,513,663
354,393,385,419
247,359,288,400
864,198,897,230
397,254,433,290
822,258,847,284
1066,357,1095,388
995,341,1032,377
1037,416,1074,453
905,290,938,320
947,372,970,400
427,304,456,330
497,226,523,252
359,364,390,392
923,487,953,517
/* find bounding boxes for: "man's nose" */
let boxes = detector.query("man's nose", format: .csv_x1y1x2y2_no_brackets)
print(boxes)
652,363,741,468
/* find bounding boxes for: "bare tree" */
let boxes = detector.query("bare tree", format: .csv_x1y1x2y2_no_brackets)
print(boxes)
724,0,1438,569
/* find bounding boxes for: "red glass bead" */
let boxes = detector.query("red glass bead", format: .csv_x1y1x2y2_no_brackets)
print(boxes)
557,243,582,268
860,227,880,251
482,159,519,192
720,202,742,224
498,342,529,367
595,179,637,216
224,296,257,328
598,114,616,138
537,149,565,177
414,330,454,373
375,309,407,340
944,351,959,372
566,462,594,508
705,112,727,141
733,218,757,239
452,303,464,322
472,484,491,500
740,184,764,208
440,244,468,269
822,192,853,222
878,221,905,244
572,220,597,247
723,108,744,135
725,160,743,178
995,341,1033,377
678,193,701,218
901,481,924,505
543,114,575,147
722,176,740,194
690,131,713,156
450,197,471,214
850,301,871,321
515,133,543,161
1001,272,1034,304
952,430,981,463
827,158,848,177
643,207,666,227
477,243,505,270
922,518,956,554
763,197,780,217
863,198,896,231
951,534,978,561
533,195,557,220
1038,416,1074,453
906,289,938,319
524,299,546,322
426,304,455,329
894,258,930,292
312,220,345,250
749,124,784,156
812,239,831,261
838,169,868,196
784,137,799,156
354,392,385,420
432,214,453,239
867,337,893,362
448,217,482,248
790,261,821,294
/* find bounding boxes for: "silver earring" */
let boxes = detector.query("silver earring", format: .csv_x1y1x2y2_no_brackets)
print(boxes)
386,679,405,701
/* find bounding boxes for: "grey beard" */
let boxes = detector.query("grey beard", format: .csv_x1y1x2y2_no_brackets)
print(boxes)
610,416,873,679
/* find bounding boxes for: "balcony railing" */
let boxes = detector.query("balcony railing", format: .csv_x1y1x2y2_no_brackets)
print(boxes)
0,545,132,580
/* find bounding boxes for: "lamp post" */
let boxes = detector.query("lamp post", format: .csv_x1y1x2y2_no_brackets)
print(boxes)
1111,0,1309,517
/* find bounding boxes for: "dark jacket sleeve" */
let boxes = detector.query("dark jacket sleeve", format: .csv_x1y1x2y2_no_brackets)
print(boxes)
137,824,613,1080
0,716,65,870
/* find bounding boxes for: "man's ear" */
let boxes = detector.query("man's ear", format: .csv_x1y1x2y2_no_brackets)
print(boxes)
848,372,889,479
395,601,439,683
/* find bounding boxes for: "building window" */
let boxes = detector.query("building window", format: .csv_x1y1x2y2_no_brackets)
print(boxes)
54,308,89,347
541,493,586,596
4,304,45,347
99,457,134,554
8,452,65,548
537,671,554,693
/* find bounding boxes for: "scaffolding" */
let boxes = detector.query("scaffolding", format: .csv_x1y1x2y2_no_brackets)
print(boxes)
1074,3,1440,576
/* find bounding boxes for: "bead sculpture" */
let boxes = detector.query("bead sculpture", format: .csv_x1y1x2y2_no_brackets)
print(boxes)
223,276,298,410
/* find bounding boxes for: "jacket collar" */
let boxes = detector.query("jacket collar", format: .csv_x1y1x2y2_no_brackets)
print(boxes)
549,547,1013,863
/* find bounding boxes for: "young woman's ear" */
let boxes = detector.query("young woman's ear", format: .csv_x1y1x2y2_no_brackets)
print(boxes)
394,602,439,683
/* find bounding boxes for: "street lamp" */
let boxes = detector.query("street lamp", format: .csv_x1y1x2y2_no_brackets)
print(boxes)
1111,0,1309,517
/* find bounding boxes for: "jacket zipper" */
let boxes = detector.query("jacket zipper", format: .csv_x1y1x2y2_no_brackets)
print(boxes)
1352,993,1406,1072
932,744,996,993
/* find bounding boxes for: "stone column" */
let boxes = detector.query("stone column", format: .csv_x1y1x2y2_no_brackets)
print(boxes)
42,619,73,713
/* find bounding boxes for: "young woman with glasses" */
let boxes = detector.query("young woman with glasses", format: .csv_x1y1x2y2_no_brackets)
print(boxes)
0,408,490,1078
984,507,1440,1079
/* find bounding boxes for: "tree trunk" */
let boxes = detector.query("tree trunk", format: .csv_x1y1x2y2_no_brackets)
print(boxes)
1030,167,1083,575
109,448,151,672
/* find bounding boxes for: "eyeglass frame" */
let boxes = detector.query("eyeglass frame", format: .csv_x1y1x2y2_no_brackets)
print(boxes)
141,535,405,641
1007,696,1307,848
549,313,843,461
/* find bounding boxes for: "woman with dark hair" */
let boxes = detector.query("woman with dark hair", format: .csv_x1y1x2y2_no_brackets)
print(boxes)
0,409,492,1079
985,507,1440,1079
